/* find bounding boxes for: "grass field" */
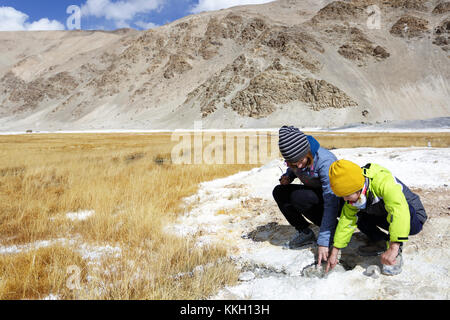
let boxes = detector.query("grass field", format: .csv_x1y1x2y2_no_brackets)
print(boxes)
0,133,258,299
0,131,448,299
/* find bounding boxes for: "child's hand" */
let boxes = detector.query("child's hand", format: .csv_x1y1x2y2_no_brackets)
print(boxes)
381,242,400,265
326,247,340,273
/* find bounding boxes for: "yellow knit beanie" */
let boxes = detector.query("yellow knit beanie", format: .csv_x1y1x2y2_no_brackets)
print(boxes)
328,160,365,197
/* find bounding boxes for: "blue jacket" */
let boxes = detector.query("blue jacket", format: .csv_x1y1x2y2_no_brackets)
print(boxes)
283,136,339,247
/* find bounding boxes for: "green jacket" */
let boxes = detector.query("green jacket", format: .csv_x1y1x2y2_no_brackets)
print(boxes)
333,163,418,249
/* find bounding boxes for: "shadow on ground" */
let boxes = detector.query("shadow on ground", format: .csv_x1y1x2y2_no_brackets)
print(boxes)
243,222,381,270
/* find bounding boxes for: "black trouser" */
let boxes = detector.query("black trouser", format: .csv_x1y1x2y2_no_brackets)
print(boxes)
272,184,324,232
357,202,424,242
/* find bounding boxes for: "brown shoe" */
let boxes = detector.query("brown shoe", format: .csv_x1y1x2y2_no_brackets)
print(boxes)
357,240,386,256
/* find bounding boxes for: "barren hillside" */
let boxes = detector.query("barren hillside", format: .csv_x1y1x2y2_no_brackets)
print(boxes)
0,0,449,131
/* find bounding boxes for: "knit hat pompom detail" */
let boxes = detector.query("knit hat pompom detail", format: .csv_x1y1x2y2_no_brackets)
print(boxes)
278,126,310,163
329,159,365,197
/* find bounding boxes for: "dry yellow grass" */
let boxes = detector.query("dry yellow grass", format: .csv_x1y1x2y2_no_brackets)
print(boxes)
306,132,450,149
0,245,87,300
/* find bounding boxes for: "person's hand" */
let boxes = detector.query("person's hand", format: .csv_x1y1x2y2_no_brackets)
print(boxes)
317,246,329,267
279,175,291,185
326,247,339,273
381,242,400,265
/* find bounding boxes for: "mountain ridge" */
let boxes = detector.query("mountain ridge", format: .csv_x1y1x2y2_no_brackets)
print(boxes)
0,0,448,131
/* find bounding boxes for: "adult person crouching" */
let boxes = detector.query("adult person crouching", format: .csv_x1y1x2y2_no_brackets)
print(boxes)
326,160,427,275
273,126,341,266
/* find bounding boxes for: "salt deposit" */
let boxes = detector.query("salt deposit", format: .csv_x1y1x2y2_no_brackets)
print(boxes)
169,147,450,300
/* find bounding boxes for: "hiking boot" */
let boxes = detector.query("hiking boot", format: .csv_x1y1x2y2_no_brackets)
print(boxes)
288,228,315,249
382,251,403,276
357,240,386,257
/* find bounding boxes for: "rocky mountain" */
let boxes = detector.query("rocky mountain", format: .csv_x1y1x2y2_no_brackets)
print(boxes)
0,0,449,131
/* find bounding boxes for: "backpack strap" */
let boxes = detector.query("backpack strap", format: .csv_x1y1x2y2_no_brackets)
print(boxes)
362,163,375,178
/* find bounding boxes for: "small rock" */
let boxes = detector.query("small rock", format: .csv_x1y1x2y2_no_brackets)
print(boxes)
302,262,345,279
239,271,256,281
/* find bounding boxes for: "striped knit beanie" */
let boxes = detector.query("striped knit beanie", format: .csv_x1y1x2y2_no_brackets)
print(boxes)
278,126,310,163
